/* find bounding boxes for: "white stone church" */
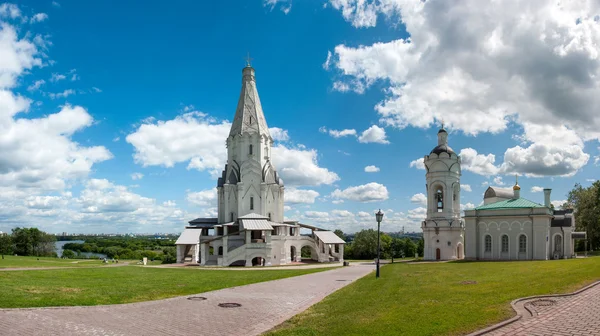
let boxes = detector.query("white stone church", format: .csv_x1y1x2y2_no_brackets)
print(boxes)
175,64,344,266
421,127,584,261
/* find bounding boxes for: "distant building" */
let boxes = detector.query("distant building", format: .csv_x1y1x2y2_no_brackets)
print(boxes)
175,63,345,266
464,183,584,260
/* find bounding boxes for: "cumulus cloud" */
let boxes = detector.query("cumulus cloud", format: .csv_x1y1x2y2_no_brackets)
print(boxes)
327,0,600,177
410,193,427,206
326,128,357,138
331,182,389,202
459,148,499,176
269,127,290,141
27,79,45,91
531,186,544,192
407,207,426,221
272,144,340,186
409,157,425,170
461,184,472,192
551,200,567,209
358,125,389,144
364,165,380,173
187,188,217,207
493,176,505,186
461,203,475,211
285,188,319,204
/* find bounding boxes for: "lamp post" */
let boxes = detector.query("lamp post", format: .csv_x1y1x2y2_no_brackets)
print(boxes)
375,209,384,278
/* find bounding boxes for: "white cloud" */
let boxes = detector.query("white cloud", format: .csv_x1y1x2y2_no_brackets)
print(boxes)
0,22,42,88
269,127,290,142
459,148,499,176
364,165,380,173
272,144,340,186
461,184,472,192
331,209,354,217
304,211,329,219
0,4,21,19
531,186,544,193
328,128,357,138
407,207,426,221
327,0,600,177
332,199,344,204
331,182,389,202
50,73,66,82
186,189,217,207
27,79,45,91
126,112,230,177
409,157,425,170
48,89,75,99
52,1,60,8
410,193,427,206
131,173,144,180
285,188,319,204
30,13,48,23
551,200,567,209
461,203,475,211
493,176,505,186
358,125,389,144
264,0,292,14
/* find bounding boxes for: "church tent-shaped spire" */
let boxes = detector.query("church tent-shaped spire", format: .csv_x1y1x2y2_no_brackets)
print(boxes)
229,65,270,138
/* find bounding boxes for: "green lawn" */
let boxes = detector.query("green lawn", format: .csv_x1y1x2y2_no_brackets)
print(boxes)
0,255,108,268
0,266,330,308
267,257,600,336
0,255,164,268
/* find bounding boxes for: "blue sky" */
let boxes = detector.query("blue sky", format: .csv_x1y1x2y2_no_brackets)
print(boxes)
0,0,599,234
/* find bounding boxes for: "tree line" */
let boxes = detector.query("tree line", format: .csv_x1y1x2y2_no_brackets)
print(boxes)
334,229,424,260
566,181,600,251
0,227,56,258
62,237,177,263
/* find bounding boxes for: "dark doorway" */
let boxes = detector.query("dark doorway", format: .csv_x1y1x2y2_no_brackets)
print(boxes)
436,248,441,260
290,246,296,262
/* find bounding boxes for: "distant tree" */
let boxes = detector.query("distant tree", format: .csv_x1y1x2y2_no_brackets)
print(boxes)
11,227,55,257
161,247,176,264
417,238,424,257
351,229,392,260
389,237,406,262
567,181,600,251
333,229,346,242
62,249,76,259
403,238,417,258
0,234,12,259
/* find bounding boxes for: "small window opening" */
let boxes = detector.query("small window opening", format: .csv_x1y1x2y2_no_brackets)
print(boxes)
436,188,444,212
250,197,254,210
230,212,234,222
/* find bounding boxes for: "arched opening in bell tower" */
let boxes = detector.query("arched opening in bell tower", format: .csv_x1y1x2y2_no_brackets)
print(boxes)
436,188,444,212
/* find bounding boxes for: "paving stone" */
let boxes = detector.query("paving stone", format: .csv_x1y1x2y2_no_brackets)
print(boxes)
0,264,374,336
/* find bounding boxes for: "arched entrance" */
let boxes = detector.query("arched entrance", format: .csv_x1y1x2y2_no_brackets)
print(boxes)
301,245,317,261
290,246,297,262
436,248,441,260
251,256,264,266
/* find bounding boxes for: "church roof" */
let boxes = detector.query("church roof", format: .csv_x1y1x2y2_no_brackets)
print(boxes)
484,186,514,199
228,66,270,138
475,198,545,210
238,213,269,219
430,144,455,155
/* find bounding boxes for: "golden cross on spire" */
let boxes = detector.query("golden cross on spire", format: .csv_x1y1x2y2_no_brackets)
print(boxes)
245,52,253,67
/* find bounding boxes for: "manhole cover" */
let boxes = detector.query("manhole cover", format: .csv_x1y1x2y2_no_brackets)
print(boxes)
218,303,242,308
530,299,556,307
460,280,478,285
187,296,207,301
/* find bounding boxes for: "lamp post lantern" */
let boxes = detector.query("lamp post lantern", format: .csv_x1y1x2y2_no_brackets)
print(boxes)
375,209,384,278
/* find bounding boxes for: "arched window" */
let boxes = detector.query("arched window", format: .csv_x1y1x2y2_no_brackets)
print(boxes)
230,212,234,222
484,235,492,252
218,246,223,255
501,235,509,252
249,144,253,155
436,188,444,212
250,197,254,210
519,235,527,253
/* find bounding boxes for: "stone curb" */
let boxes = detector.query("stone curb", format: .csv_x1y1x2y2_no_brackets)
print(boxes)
466,280,600,336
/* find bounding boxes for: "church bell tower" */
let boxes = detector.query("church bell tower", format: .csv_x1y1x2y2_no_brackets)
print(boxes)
422,126,464,260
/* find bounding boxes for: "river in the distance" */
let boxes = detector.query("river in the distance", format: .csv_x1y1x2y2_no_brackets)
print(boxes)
55,240,107,259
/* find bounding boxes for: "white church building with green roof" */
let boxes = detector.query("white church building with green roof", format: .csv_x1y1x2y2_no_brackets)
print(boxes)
463,183,584,260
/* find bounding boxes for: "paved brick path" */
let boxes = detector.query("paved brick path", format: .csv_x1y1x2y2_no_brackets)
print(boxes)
482,281,600,336
0,264,374,336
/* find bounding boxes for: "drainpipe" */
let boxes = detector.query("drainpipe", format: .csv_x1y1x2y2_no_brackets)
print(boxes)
529,208,534,260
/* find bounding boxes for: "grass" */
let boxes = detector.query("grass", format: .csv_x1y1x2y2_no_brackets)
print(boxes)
0,265,330,308
266,257,600,336
0,255,108,268
0,255,164,268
